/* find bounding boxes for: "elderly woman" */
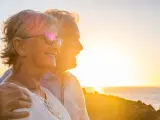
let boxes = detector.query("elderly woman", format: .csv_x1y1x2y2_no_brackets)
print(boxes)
1,10,71,120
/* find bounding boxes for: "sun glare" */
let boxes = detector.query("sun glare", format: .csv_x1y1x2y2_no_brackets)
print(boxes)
94,87,104,94
71,46,138,87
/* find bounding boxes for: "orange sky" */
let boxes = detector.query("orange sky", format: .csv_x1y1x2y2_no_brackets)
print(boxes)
0,0,160,87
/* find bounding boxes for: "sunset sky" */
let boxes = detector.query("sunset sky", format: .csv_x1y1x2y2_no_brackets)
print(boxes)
0,0,159,87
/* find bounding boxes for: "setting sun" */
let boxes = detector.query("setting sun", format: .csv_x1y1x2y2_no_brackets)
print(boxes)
71,46,140,87
94,87,104,94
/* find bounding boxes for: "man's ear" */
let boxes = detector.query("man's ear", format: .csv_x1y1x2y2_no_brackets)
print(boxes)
12,37,26,56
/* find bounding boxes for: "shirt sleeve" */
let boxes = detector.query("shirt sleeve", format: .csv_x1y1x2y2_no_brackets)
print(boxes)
64,72,90,120
12,108,30,120
0,69,12,84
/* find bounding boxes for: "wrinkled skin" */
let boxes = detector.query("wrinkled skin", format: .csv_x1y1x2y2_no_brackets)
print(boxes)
0,83,31,120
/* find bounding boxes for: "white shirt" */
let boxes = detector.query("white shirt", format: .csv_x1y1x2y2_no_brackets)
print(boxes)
0,69,90,120
11,84,71,120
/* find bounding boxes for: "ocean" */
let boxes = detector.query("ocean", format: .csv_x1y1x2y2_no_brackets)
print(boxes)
85,87,160,110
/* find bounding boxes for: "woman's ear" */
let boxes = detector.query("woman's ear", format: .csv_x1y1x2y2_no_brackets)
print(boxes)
12,37,26,57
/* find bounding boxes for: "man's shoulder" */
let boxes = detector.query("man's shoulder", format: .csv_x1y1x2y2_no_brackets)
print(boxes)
63,71,76,79
62,71,81,87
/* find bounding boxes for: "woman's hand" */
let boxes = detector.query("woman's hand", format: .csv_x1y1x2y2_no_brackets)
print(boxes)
0,83,31,120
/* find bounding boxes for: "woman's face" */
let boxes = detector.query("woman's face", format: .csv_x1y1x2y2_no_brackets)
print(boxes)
23,25,60,71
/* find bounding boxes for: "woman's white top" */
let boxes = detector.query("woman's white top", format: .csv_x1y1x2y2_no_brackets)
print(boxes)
12,84,71,120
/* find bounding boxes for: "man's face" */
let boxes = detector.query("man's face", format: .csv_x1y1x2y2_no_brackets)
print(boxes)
56,24,83,72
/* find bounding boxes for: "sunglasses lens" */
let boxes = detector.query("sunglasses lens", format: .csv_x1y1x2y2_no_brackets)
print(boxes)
45,32,63,46
45,32,56,41
56,38,62,46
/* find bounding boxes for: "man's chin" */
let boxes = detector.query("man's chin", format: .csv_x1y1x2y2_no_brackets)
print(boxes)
56,57,77,72
70,62,77,69
66,61,77,71
56,62,76,72
64,61,76,70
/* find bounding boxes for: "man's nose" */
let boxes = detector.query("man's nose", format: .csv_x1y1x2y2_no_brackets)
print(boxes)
76,41,83,51
79,43,83,51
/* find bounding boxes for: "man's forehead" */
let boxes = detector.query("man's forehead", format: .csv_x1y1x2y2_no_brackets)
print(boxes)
72,25,80,37
69,22,80,37
59,22,80,38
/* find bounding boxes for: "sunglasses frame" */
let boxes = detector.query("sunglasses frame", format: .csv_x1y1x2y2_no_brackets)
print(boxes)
23,31,63,46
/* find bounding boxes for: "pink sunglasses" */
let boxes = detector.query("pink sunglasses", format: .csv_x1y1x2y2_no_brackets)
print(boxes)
24,31,62,46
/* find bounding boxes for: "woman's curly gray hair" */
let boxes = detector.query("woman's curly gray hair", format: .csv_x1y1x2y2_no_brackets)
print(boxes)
1,9,58,67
